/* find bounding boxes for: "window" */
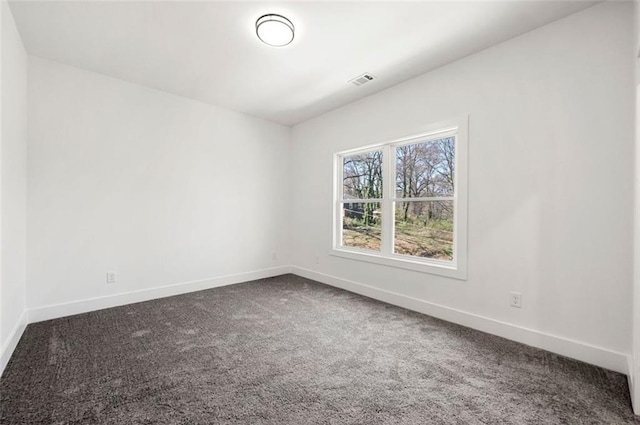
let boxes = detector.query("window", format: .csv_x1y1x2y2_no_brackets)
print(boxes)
333,118,468,279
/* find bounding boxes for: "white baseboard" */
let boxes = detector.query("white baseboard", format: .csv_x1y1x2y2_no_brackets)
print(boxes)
0,310,28,377
291,266,630,375
3,265,633,394
629,356,638,414
28,266,292,323
2,266,291,377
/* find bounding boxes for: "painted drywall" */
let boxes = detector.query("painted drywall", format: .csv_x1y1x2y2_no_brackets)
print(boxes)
291,1,634,360
27,56,291,310
633,80,639,412
633,0,640,413
1,0,28,366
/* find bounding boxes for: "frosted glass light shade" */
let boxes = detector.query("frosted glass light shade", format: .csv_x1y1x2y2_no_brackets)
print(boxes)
256,14,294,47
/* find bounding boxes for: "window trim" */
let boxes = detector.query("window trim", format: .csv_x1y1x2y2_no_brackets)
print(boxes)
331,117,468,280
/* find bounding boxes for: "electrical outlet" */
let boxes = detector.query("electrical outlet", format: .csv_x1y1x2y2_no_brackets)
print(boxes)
315,256,320,264
106,271,117,284
272,252,277,261
510,292,522,308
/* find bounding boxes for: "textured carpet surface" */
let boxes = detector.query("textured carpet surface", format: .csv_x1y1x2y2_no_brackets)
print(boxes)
1,274,638,424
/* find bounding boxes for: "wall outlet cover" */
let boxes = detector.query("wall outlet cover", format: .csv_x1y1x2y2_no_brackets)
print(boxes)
106,271,117,284
510,292,522,308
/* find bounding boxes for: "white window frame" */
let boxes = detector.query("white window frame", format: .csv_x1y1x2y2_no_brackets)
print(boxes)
332,117,468,280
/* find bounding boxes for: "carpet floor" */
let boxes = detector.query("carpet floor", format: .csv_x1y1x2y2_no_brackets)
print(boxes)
1,274,638,424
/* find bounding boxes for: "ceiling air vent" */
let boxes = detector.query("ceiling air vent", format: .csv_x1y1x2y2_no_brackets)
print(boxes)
349,73,375,87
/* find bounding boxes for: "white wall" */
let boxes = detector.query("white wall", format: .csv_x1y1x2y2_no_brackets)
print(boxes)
633,80,639,413
291,2,634,372
27,57,291,314
1,0,28,371
633,0,640,414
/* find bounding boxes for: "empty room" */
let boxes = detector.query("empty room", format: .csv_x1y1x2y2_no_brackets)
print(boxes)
2,0,640,423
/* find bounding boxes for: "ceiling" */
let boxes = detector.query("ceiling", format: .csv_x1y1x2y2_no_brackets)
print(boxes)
9,1,598,126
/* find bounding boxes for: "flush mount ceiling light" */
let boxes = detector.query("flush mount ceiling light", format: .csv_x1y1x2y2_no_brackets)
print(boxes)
256,14,294,47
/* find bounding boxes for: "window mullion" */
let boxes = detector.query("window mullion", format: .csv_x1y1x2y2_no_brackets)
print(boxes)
381,144,395,255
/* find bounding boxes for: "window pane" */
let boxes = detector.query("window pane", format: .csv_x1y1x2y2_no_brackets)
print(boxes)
395,137,455,198
341,202,382,251
394,201,453,260
343,150,383,199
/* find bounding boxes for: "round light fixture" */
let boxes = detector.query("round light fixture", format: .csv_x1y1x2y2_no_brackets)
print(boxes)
256,14,294,47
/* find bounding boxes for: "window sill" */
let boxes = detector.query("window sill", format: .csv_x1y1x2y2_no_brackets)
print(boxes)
330,248,467,280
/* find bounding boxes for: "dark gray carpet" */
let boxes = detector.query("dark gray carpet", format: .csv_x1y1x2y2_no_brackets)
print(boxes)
1,274,638,424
